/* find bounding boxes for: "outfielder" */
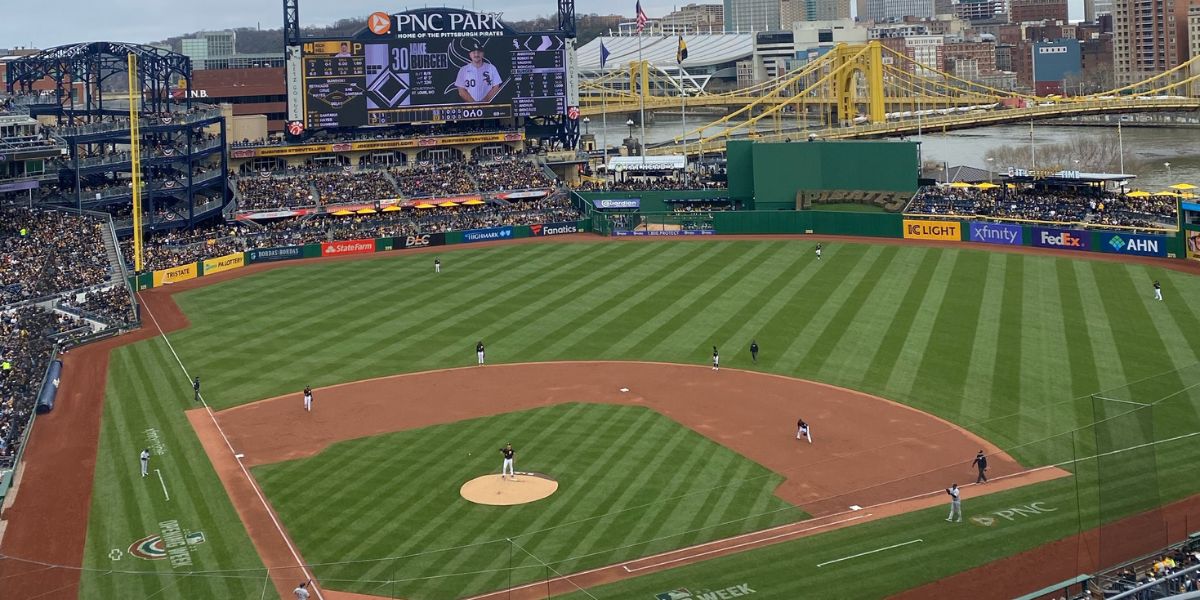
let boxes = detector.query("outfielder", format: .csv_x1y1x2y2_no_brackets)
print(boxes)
711,346,719,371
499,443,515,479
303,386,313,412
1153,280,1162,301
140,448,151,478
750,340,759,364
796,419,811,443
476,340,486,365
815,243,822,260
435,258,441,274
946,484,962,522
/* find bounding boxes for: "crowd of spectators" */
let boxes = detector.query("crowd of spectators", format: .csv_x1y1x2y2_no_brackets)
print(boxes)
574,174,727,191
230,124,510,149
669,201,734,213
235,173,317,210
392,162,476,198
58,286,134,325
0,207,114,304
313,170,395,205
906,185,1178,229
1101,544,1200,597
474,157,555,192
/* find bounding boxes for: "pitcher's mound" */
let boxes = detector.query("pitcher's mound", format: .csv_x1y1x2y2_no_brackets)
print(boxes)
460,473,559,506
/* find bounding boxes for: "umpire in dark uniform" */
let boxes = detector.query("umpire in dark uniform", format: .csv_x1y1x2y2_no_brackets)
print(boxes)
750,340,759,364
193,376,201,402
972,450,988,483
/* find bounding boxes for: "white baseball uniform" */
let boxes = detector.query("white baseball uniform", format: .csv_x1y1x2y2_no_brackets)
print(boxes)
455,62,502,102
140,449,150,477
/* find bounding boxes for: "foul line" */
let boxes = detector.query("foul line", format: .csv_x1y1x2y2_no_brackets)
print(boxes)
1093,394,1150,407
138,293,324,600
622,514,870,573
816,539,923,568
154,469,170,502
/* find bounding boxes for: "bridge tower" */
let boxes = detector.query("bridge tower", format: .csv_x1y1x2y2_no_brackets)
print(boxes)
831,41,886,125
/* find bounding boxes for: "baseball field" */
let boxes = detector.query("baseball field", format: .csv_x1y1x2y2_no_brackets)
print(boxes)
7,236,1200,600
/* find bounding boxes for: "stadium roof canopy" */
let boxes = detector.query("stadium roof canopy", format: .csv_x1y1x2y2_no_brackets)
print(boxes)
577,33,752,72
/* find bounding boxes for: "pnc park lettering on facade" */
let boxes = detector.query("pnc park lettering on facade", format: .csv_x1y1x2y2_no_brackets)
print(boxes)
903,220,960,241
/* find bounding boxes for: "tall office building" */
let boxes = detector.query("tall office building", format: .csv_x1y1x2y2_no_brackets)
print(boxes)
780,0,852,24
1085,0,1115,21
865,0,936,22
181,30,238,70
1010,0,1068,22
1112,0,1180,86
724,0,782,31
1190,6,1200,95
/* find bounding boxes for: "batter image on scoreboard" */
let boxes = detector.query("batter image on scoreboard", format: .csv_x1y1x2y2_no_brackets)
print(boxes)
453,39,505,103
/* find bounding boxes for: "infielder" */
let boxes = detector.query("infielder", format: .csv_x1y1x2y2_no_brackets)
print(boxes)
192,376,201,402
750,340,759,364
971,450,988,483
455,41,503,103
946,484,962,522
815,243,823,260
476,340,486,365
293,580,312,600
796,419,811,443
1153,280,1162,301
140,448,151,478
499,443,516,479
711,346,719,371
303,385,313,412
435,258,441,273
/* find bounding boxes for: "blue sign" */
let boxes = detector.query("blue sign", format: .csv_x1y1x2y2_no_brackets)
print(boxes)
613,230,715,236
594,198,640,210
969,222,1023,246
462,226,514,243
1031,227,1090,251
1095,231,1167,257
1182,202,1200,213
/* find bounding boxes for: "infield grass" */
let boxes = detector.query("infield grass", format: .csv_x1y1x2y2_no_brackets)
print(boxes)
80,239,1200,599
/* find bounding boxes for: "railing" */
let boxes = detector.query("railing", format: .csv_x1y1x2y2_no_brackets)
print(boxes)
1103,562,1200,599
52,106,222,138
104,214,139,325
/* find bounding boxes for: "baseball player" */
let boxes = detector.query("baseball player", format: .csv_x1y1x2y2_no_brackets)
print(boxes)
499,443,516,479
815,243,823,260
293,580,312,600
711,346,719,371
140,448,151,478
435,258,441,274
192,376,201,402
971,450,988,483
1153,280,1162,301
455,40,503,103
750,340,759,364
303,386,313,412
476,340,485,365
946,484,962,522
796,419,811,443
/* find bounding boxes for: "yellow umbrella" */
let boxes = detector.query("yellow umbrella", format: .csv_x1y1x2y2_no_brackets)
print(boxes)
1181,192,1197,199
1005,183,1017,189
331,209,354,216
1168,183,1197,190
438,201,459,207
463,199,486,205
356,207,377,214
1154,190,1179,196
948,181,973,189
382,205,402,212
1125,190,1151,198
415,203,436,209
975,182,999,189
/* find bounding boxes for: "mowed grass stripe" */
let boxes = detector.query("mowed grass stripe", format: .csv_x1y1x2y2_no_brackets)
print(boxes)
883,250,960,406
607,241,781,358
958,252,1008,424
859,248,938,398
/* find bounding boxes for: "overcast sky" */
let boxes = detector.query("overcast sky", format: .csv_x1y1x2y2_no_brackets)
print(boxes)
2,0,1083,50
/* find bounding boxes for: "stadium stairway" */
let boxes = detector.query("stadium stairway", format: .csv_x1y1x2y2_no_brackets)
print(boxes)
381,169,401,194
99,219,125,281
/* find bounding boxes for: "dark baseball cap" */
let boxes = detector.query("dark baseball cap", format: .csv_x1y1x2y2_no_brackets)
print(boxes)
464,38,485,51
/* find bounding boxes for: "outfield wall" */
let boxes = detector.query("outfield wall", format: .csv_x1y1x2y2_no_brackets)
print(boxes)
129,220,590,290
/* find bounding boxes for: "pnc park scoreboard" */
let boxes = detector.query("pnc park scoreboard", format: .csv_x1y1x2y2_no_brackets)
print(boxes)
291,8,579,128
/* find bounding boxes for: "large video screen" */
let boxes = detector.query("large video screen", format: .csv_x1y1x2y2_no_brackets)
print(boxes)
302,34,567,128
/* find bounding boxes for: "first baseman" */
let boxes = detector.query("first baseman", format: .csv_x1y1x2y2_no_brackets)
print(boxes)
140,448,151,477
476,341,486,365
946,484,962,522
711,346,719,371
1154,280,1162,301
193,376,201,402
971,450,988,483
303,386,313,412
796,419,811,443
499,443,516,479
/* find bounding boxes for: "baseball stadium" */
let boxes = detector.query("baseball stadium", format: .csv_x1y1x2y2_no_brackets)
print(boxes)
3,2,1200,600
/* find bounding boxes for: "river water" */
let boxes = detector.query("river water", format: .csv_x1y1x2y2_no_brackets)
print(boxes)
584,116,1200,191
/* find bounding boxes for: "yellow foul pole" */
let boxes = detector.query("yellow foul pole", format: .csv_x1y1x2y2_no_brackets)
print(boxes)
127,54,143,272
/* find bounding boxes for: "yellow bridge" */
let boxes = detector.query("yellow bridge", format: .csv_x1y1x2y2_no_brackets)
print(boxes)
579,41,1200,156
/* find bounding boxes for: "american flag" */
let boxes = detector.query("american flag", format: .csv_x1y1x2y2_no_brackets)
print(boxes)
635,1,648,33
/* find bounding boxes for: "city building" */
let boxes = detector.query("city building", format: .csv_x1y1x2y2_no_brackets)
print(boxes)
1191,6,1200,95
724,0,782,32
660,4,725,34
1085,0,1116,20
1030,38,1081,94
752,30,796,79
942,40,998,77
865,0,936,22
954,0,1005,21
780,0,851,24
1010,0,1068,23
189,67,287,134
1112,0,1181,86
181,30,237,70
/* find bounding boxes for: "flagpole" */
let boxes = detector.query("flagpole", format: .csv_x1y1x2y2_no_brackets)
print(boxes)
638,32,646,165
602,80,608,185
681,69,687,184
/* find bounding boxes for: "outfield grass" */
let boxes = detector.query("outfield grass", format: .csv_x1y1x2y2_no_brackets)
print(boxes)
81,240,1200,599
252,404,799,599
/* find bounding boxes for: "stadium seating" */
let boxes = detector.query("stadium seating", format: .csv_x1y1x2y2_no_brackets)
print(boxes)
906,186,1177,229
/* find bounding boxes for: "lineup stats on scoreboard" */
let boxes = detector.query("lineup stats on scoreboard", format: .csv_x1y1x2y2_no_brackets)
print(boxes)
302,34,568,128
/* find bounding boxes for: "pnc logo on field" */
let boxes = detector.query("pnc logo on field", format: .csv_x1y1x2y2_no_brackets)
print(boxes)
368,12,393,35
